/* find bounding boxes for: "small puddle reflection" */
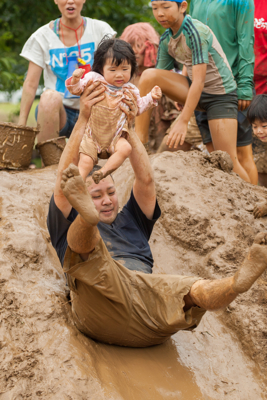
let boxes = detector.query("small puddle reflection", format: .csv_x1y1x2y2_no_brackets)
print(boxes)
93,339,207,400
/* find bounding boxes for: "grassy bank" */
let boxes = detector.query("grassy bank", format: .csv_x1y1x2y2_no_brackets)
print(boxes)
0,99,39,127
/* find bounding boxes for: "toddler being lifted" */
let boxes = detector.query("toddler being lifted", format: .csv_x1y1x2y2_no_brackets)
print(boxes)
66,38,162,183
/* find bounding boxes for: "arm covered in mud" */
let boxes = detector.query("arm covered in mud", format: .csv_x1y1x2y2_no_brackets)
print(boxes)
54,81,105,218
120,98,156,220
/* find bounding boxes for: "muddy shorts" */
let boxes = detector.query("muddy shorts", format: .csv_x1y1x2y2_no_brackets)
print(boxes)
63,239,206,348
195,110,253,147
186,77,238,121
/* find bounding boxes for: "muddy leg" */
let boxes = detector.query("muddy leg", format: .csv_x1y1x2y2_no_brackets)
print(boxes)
60,163,100,256
135,69,190,144
232,232,267,293
60,163,99,226
253,201,267,219
188,232,267,310
37,90,67,143
92,138,132,184
237,145,258,185
188,277,237,311
78,153,95,181
208,119,250,183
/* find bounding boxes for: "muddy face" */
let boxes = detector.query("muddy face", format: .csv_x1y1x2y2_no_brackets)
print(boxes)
86,175,119,224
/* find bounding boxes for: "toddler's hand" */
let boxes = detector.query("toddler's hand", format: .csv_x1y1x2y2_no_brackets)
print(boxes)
151,86,162,100
71,68,84,85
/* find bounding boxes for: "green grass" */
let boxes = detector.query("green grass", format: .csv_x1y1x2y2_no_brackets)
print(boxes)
0,99,39,127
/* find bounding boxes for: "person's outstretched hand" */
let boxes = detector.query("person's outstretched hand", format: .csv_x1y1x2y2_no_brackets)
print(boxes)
166,117,188,148
120,92,138,129
151,85,162,100
79,80,105,121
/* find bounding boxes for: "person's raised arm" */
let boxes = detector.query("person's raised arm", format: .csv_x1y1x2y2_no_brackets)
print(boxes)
54,81,105,217
166,63,206,148
18,62,43,126
121,99,156,220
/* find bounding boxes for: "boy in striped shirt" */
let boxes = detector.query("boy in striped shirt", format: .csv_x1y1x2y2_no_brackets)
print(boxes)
135,0,250,182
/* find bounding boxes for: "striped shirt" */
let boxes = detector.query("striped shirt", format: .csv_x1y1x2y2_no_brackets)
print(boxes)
156,15,237,95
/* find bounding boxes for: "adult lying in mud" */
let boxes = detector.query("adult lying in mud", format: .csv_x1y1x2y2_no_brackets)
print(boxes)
48,80,267,347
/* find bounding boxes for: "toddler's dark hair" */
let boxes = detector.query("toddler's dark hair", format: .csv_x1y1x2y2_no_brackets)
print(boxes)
92,36,137,79
247,94,267,124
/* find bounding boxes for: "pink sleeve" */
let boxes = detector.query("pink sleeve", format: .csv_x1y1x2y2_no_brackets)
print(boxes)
132,86,158,115
65,72,95,95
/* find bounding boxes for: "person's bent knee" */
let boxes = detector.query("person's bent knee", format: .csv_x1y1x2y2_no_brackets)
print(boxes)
39,89,63,110
118,141,132,158
139,68,159,86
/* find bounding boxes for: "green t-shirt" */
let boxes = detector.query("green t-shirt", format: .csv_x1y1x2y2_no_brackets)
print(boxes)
156,15,237,95
190,0,254,100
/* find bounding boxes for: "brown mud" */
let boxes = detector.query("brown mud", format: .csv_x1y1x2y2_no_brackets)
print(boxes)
0,150,267,399
0,123,38,169
36,136,66,167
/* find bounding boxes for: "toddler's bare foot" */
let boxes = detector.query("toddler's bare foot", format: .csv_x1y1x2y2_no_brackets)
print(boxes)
232,232,267,293
60,163,99,226
92,170,104,184
253,201,267,218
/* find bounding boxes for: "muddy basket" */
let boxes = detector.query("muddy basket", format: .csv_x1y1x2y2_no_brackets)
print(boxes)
36,136,66,166
0,123,39,169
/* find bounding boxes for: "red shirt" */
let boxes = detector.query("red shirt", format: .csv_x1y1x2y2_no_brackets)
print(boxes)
254,0,267,94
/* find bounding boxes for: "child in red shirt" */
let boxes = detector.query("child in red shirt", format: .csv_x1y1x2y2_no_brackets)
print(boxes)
254,1,267,94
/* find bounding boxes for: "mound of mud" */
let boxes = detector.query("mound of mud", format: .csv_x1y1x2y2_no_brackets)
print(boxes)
0,150,267,399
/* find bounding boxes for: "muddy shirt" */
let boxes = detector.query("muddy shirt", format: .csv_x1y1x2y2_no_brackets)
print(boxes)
47,191,161,274
156,15,236,95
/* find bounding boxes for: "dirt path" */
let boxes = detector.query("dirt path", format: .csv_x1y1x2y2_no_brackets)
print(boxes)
0,150,266,399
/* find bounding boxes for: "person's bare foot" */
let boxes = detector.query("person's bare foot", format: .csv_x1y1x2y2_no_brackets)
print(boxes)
60,163,99,226
92,170,104,184
253,201,267,218
232,232,267,293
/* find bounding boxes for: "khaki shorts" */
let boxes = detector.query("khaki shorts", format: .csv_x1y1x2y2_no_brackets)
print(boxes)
63,239,205,348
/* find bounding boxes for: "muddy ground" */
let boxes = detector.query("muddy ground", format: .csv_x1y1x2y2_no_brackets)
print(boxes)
0,150,267,399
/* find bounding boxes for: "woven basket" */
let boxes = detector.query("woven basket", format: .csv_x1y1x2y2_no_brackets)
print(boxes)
0,123,39,169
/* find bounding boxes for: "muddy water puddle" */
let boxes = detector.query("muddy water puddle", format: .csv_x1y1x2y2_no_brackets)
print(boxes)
91,340,205,400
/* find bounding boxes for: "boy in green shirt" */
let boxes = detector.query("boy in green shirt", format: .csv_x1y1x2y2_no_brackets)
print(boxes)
135,0,250,182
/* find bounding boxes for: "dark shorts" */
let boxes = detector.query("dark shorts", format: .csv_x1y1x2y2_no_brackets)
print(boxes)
194,109,253,147
35,104,80,139
186,76,238,120
191,79,255,147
